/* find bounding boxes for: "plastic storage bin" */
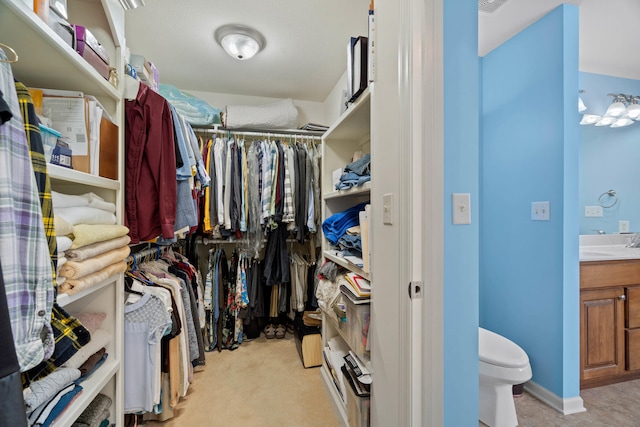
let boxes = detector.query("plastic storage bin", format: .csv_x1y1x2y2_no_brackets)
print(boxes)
39,123,61,163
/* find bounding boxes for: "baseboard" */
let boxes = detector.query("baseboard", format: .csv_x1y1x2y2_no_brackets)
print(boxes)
524,381,587,415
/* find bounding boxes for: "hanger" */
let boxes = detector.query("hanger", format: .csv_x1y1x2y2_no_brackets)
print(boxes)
123,74,140,100
0,43,18,63
124,275,145,296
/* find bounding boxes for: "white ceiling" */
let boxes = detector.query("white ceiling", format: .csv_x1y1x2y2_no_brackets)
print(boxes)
124,0,640,104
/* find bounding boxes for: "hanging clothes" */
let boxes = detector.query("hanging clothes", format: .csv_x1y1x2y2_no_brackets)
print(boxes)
0,49,55,372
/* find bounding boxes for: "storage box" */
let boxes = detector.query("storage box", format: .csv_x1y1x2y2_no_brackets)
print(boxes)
344,297,370,361
98,117,119,180
72,25,110,80
47,6,74,49
346,378,370,427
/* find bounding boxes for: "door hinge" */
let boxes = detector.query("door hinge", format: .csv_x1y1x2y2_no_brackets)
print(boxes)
408,281,423,300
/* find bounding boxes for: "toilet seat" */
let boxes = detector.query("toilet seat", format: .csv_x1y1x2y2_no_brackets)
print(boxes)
479,327,529,368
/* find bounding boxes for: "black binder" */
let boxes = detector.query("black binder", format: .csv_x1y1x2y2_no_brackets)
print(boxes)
347,36,368,104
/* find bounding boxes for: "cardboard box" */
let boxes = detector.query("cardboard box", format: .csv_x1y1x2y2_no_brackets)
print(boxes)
98,117,118,180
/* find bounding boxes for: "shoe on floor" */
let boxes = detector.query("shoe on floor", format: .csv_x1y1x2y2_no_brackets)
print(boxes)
275,324,286,339
264,324,276,339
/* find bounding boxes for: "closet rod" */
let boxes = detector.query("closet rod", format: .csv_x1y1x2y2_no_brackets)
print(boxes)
125,243,177,266
192,126,324,140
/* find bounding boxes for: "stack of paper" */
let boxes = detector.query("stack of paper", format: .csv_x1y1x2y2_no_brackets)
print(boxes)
340,272,370,302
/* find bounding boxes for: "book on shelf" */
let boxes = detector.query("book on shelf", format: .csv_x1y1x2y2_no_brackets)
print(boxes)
345,272,370,293
340,284,370,304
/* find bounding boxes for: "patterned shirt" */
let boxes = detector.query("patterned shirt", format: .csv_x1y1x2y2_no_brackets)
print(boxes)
0,50,55,372
15,81,58,290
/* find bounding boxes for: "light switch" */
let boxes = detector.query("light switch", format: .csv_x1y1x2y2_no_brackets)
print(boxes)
383,193,393,225
532,201,550,221
452,193,471,225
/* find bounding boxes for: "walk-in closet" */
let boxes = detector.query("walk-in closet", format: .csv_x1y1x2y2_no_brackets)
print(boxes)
0,0,413,425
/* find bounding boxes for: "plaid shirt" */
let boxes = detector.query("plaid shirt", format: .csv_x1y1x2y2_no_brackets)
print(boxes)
0,51,55,372
282,146,295,223
21,304,90,387
15,81,58,290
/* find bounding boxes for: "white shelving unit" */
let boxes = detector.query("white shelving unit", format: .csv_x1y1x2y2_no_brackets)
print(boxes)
0,0,125,424
320,87,372,427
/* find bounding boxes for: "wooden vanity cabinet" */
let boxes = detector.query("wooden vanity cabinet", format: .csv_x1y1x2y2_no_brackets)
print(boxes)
580,260,640,389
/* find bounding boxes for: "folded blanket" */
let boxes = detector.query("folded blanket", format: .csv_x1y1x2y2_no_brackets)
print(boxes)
57,235,73,252
58,256,67,270
225,98,298,130
65,235,131,262
58,261,127,295
24,367,81,413
69,224,129,249
52,191,116,213
64,330,111,369
57,207,117,226
59,246,131,279
54,215,74,236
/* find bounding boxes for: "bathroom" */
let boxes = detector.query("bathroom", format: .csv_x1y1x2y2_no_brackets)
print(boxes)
477,0,640,425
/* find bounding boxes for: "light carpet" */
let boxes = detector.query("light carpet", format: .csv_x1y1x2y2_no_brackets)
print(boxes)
144,333,341,427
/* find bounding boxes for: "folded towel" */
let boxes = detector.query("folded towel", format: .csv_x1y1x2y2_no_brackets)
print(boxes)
70,224,129,249
59,246,131,279
57,235,73,252
58,261,127,295
64,329,111,369
52,191,116,213
57,207,117,226
65,235,131,262
54,215,74,236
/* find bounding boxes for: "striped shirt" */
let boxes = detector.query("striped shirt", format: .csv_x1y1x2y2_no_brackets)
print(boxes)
0,51,55,372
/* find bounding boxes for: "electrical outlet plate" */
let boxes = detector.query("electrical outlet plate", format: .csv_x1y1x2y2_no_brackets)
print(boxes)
531,201,550,221
585,206,603,217
452,193,471,224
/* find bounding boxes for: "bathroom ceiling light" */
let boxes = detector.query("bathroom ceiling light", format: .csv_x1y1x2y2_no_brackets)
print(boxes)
580,114,600,125
215,25,266,60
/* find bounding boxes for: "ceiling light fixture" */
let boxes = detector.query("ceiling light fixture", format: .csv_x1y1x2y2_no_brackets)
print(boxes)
215,24,266,61
119,0,145,10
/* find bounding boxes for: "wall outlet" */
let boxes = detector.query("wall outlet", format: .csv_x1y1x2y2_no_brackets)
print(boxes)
585,205,603,217
619,220,630,233
531,201,550,221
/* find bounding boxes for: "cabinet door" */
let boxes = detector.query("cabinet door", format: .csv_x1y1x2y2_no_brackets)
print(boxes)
581,288,625,382
625,286,640,329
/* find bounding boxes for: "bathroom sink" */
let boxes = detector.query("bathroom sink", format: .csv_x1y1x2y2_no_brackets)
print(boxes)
580,244,640,261
580,250,612,257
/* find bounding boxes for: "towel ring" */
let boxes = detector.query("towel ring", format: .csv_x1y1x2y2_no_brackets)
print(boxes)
598,190,618,208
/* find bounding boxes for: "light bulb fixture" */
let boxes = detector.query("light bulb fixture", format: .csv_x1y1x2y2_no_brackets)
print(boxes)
119,0,145,10
626,98,640,120
215,24,266,61
604,95,627,117
611,118,634,128
595,116,617,127
578,97,587,113
580,114,600,125
581,93,640,128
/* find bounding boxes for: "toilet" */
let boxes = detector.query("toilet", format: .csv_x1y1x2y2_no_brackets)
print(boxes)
478,327,532,427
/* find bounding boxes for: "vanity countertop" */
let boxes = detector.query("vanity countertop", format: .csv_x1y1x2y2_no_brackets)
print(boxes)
580,234,640,262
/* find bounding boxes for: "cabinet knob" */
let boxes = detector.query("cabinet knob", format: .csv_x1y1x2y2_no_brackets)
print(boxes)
619,295,626,301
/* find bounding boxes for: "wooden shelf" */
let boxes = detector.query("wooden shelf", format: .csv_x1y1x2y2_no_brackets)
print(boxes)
323,88,371,143
324,251,371,281
0,0,119,101
323,182,371,201
49,164,120,190
321,363,348,425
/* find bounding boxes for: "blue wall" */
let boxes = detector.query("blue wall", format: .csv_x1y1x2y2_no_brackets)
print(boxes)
480,4,580,399
443,0,479,425
579,72,640,235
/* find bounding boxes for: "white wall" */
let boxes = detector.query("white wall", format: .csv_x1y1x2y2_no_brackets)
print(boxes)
323,70,349,125
186,90,326,128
